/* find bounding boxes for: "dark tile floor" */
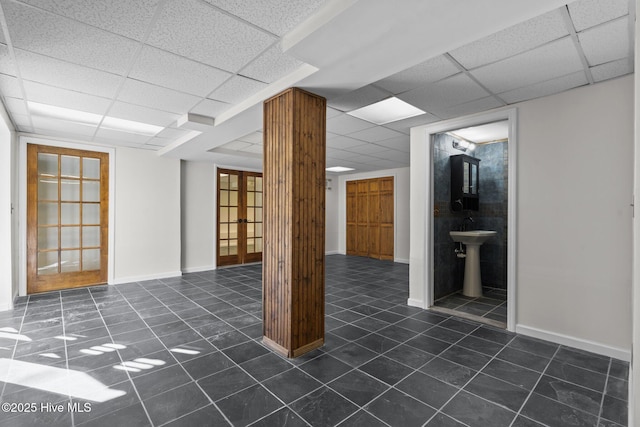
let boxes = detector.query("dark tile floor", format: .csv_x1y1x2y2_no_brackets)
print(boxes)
433,289,508,327
0,255,629,427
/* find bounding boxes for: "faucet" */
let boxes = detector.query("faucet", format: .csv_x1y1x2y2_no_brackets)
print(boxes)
459,216,474,231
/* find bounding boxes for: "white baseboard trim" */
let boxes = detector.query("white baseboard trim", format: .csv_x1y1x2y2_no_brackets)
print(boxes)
516,324,631,362
0,302,13,312
407,298,425,309
325,250,340,255
112,271,182,285
182,265,215,274
395,258,409,264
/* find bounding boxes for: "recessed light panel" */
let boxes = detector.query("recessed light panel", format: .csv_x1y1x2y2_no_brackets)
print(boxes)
326,166,355,172
346,97,425,125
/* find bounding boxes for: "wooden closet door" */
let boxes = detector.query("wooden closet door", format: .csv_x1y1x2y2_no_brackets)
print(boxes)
346,181,357,255
356,180,369,256
367,179,380,258
379,177,394,260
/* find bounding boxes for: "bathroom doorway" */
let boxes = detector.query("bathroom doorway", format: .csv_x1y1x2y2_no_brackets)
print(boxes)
408,108,517,332
430,122,509,328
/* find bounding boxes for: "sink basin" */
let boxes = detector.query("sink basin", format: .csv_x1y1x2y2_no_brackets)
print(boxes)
449,230,497,245
449,230,497,298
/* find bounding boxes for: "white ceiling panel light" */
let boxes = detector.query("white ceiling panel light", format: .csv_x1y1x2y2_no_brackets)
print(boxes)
326,166,355,173
346,97,425,125
28,102,163,136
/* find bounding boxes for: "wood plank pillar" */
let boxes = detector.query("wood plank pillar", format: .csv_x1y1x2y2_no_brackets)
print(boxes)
262,87,326,358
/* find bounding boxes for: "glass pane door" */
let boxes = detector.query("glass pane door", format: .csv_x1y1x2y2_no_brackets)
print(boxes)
217,169,263,266
28,144,108,294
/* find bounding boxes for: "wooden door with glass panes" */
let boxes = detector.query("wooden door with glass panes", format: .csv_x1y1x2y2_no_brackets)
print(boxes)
27,144,109,294
217,169,263,266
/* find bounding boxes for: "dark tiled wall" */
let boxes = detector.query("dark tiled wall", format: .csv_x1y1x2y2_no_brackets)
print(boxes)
433,133,508,299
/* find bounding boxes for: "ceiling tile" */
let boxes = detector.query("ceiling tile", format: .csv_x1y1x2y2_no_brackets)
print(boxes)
374,55,460,95
326,107,342,119
242,144,263,154
31,115,97,136
95,127,152,144
499,71,588,104
348,125,404,143
108,101,180,127
568,0,628,31
222,140,252,150
372,149,410,163
2,0,139,75
429,96,504,120
375,135,410,152
326,135,368,149
397,73,489,113
590,57,633,82
381,113,440,134
0,73,22,98
146,0,275,72
0,44,16,76
19,0,162,40
328,85,391,112
326,113,376,135
15,49,121,98
238,132,263,144
144,137,174,147
11,113,30,128
156,127,194,140
343,142,390,155
578,17,629,66
203,0,326,36
129,46,232,97
4,96,27,115
471,37,583,93
191,99,230,117
117,78,201,114
240,43,303,84
23,80,111,114
449,9,568,70
208,75,267,104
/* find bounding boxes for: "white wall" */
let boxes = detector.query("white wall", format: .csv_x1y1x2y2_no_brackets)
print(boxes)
409,76,633,358
114,147,181,283
337,167,410,263
515,75,633,356
181,161,215,272
0,108,14,310
633,1,639,420
325,179,339,254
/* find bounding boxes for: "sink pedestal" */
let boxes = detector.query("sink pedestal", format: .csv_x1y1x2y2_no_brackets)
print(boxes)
462,243,483,297
449,230,496,298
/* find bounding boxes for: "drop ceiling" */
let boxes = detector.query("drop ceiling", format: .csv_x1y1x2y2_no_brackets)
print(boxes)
0,0,633,174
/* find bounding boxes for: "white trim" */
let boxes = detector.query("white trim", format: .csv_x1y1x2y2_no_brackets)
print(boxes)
407,298,425,308
395,258,409,264
182,265,216,274
516,324,631,362
112,270,182,285
18,136,116,296
325,250,340,255
409,107,518,332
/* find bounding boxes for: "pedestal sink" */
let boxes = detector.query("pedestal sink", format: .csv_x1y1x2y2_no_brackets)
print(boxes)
449,231,497,298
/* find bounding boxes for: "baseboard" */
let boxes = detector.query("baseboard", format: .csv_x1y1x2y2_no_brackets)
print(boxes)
0,302,13,312
325,250,340,255
395,258,409,264
182,265,215,274
515,324,631,362
112,270,183,285
407,298,425,309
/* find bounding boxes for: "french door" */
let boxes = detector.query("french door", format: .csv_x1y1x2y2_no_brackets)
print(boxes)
217,169,263,266
27,144,109,293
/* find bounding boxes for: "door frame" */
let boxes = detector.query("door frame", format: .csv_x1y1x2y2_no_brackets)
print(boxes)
19,136,115,296
408,108,518,332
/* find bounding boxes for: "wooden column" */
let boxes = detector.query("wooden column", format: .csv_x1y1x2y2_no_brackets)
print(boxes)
262,87,326,358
